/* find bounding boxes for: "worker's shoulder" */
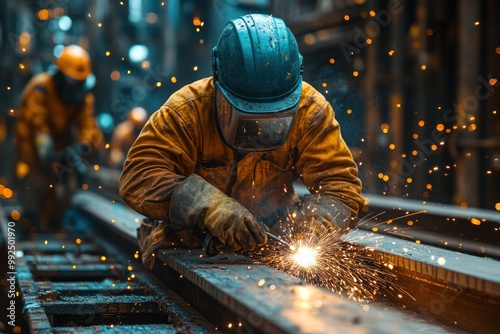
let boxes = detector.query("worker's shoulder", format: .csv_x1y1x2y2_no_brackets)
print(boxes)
29,72,52,86
155,77,213,120
166,77,213,107
19,72,53,104
301,80,328,105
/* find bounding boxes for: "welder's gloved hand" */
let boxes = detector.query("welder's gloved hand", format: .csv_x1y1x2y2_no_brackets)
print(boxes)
36,133,63,170
259,205,299,237
169,174,268,252
293,194,352,241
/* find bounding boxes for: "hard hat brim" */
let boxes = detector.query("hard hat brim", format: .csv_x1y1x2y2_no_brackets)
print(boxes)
217,78,302,115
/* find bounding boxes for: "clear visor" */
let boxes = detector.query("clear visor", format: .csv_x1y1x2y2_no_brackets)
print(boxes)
216,88,297,151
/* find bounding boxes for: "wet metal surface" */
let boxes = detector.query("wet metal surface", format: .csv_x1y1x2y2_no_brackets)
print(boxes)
346,229,500,295
71,191,144,246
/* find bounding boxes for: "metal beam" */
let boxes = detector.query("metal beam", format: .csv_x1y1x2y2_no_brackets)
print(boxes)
154,248,457,334
71,190,500,333
454,0,482,206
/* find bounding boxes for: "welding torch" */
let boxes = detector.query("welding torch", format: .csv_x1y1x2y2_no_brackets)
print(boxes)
264,231,295,250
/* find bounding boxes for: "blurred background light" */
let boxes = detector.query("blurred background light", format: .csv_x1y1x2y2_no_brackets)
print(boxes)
97,113,115,134
128,44,149,63
128,0,142,23
53,44,65,58
58,16,73,31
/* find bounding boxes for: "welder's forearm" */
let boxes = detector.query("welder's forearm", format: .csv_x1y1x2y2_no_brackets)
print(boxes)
119,162,186,220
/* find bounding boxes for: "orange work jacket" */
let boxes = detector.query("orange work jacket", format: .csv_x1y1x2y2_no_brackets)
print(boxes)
15,72,102,170
120,77,364,267
121,77,363,217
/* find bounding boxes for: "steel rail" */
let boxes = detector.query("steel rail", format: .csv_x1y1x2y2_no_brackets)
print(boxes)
4,166,499,333
1,199,217,333
71,190,500,333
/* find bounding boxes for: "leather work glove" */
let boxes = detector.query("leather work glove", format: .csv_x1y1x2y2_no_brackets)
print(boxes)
259,205,298,237
293,194,352,241
36,134,64,171
169,174,268,252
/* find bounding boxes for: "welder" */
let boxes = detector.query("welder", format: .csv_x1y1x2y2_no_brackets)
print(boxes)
108,106,148,169
119,14,365,269
14,44,103,237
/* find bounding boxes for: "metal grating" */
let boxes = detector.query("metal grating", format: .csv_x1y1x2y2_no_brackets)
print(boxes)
15,236,216,333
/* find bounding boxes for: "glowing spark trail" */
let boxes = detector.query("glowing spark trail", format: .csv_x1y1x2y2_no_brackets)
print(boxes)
362,210,428,228
253,229,405,302
251,210,417,302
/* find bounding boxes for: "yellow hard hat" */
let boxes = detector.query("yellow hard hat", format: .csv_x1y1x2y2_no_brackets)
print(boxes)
55,45,92,81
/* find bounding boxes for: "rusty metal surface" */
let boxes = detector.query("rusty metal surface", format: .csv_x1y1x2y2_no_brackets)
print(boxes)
34,281,151,297
155,249,458,334
14,235,217,333
9,190,497,333
344,229,500,332
14,239,104,255
46,324,181,333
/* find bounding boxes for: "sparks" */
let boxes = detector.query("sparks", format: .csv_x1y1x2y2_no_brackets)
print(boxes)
292,245,317,267
251,209,411,302
253,228,402,302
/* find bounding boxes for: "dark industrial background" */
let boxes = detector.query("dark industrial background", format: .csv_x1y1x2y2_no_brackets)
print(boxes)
1,0,499,239
1,2,500,333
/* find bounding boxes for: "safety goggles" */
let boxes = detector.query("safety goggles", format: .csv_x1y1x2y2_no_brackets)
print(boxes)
215,85,298,151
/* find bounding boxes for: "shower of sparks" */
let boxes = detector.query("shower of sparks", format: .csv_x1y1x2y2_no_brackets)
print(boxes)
254,229,405,302
251,211,416,302
364,210,427,227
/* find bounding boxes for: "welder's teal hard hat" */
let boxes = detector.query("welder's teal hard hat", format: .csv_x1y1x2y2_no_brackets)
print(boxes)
212,14,303,151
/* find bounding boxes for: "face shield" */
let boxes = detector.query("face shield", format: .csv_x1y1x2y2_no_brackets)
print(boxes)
215,82,299,151
53,70,95,106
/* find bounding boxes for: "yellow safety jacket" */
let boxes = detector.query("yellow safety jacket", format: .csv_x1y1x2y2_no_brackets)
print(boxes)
120,77,364,268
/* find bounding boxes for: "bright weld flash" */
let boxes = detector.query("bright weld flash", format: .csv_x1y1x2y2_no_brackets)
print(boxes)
292,246,318,268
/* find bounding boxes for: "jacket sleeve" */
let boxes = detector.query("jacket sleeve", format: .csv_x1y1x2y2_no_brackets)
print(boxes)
15,84,50,165
119,105,197,221
295,99,364,217
20,85,51,136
